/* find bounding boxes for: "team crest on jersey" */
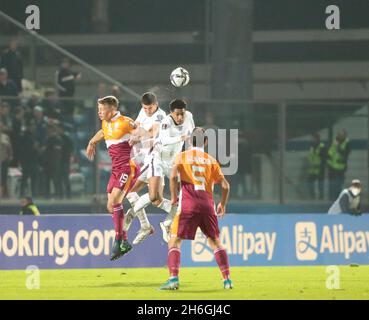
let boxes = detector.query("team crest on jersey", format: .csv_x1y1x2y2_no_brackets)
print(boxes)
156,115,164,122
177,125,183,131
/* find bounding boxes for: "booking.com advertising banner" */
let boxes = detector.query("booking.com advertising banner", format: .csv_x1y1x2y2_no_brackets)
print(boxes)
1,214,369,270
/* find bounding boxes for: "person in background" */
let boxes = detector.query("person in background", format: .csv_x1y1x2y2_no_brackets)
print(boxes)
55,58,81,98
307,133,326,200
19,121,40,197
42,89,62,120
327,129,351,200
55,58,81,118
42,124,63,199
58,124,74,198
0,39,23,92
0,68,18,106
95,82,107,100
19,197,40,216
10,106,25,167
33,106,48,145
111,85,127,114
328,179,362,215
0,122,13,198
0,101,12,134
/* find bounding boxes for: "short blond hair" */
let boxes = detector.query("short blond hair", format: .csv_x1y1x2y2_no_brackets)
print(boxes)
98,95,119,109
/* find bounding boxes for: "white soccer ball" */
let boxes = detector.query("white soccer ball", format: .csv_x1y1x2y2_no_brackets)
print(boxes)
170,67,190,87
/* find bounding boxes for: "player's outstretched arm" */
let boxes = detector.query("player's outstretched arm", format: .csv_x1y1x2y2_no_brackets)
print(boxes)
170,165,180,205
217,177,230,218
86,129,104,160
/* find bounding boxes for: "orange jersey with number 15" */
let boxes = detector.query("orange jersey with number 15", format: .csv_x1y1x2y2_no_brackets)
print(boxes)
102,112,136,172
175,147,224,212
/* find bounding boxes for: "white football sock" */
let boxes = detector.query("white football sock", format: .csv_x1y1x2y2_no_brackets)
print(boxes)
157,198,172,214
136,209,150,229
133,193,151,213
126,192,139,206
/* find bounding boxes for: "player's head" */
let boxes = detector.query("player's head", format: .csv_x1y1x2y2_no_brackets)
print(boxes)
191,127,208,148
350,179,362,196
97,95,119,121
169,99,187,125
20,196,33,207
141,92,158,117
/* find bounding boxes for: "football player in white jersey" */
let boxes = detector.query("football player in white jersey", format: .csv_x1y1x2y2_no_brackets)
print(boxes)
124,92,176,244
124,98,195,243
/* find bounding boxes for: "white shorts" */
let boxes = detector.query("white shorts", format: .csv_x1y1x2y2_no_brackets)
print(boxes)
147,155,172,180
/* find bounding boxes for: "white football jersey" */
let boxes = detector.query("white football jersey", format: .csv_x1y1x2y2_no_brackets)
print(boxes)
154,110,195,163
135,107,166,131
134,107,167,164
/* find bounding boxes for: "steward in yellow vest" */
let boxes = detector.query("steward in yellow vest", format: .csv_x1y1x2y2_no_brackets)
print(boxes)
19,197,40,216
327,130,351,200
307,134,326,200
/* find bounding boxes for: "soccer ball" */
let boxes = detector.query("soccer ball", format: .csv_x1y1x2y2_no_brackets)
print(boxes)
170,67,190,87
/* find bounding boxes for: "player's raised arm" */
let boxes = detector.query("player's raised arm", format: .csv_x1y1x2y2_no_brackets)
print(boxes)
217,176,230,218
86,129,104,160
169,164,180,205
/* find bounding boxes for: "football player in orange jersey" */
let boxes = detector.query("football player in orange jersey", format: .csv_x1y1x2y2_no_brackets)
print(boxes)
86,96,140,261
159,127,233,290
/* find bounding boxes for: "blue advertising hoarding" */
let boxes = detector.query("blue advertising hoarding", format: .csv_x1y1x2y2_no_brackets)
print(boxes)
0,214,168,270
182,214,369,267
1,214,369,270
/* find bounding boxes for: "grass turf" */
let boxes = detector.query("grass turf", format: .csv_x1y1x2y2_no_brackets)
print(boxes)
1,266,369,300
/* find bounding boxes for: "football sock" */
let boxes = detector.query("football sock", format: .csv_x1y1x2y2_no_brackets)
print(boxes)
214,248,230,280
136,209,151,229
126,192,140,207
133,193,151,213
168,247,181,277
157,198,172,213
112,204,127,241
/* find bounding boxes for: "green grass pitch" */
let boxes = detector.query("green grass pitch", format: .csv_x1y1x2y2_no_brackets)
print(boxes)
1,266,369,300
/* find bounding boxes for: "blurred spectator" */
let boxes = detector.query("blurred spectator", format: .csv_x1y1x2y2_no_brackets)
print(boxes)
0,68,18,105
42,89,61,119
0,39,23,92
10,106,25,166
58,124,74,198
33,106,48,145
42,125,63,199
19,197,40,216
95,82,107,100
24,93,41,124
0,123,13,198
19,121,40,197
203,111,219,130
111,85,127,114
327,129,351,200
55,58,81,98
0,101,12,133
26,92,41,111
307,133,326,200
55,58,81,117
328,179,361,215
